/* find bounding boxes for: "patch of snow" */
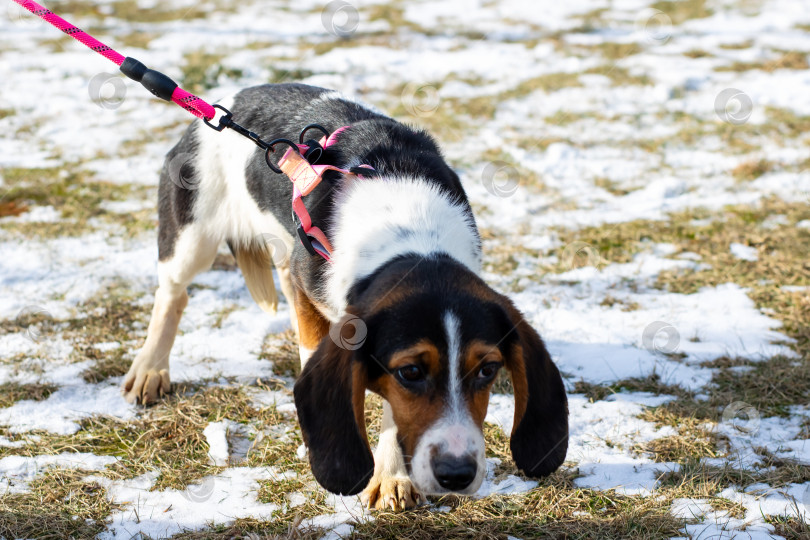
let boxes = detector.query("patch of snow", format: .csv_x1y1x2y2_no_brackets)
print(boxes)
94,467,282,539
0,452,118,494
203,420,233,467
730,242,758,261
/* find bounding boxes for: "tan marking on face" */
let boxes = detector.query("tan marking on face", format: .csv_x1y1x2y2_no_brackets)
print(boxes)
373,375,444,460
461,340,503,426
369,341,443,461
388,341,440,374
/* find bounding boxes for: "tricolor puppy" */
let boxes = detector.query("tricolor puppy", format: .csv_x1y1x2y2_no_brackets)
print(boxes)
123,83,568,509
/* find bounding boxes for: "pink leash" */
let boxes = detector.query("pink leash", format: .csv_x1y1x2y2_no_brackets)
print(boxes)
11,0,375,262
10,0,216,121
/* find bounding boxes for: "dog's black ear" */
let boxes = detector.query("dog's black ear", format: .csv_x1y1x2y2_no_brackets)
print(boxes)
497,295,568,477
293,328,373,495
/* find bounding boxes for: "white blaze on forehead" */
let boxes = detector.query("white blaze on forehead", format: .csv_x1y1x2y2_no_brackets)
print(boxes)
409,311,487,492
443,311,464,422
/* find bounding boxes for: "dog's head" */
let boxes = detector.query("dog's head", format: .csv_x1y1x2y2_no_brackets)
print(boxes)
293,256,568,496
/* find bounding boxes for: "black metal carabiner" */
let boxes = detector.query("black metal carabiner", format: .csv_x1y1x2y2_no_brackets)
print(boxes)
264,138,300,174
203,104,234,132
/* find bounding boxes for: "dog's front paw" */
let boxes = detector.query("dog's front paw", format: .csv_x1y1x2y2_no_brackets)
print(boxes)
122,367,171,405
360,474,422,511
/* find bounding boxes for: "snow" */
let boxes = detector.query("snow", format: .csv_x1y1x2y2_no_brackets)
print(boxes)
730,242,759,261
92,468,281,539
203,420,232,467
0,382,137,435
0,452,118,495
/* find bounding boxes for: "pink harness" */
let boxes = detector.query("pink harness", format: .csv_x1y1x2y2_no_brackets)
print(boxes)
276,127,374,262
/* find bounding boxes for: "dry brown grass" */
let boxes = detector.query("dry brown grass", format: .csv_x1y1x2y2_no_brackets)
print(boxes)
716,51,810,73
0,384,288,492
573,374,692,404
731,158,775,182
770,515,810,539
64,282,150,382
0,200,28,218
173,516,325,539
0,468,120,539
0,382,57,408
594,176,640,196
181,49,244,93
683,49,712,58
348,483,684,539
650,0,713,25
259,329,301,379
634,408,718,463
0,165,155,238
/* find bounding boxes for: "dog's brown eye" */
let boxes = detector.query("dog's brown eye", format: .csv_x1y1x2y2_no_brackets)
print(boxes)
477,362,501,381
396,365,425,383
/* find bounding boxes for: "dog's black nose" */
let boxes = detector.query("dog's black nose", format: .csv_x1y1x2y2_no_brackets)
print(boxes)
431,455,477,491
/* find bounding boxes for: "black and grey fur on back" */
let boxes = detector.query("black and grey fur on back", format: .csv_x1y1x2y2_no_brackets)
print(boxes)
158,83,473,304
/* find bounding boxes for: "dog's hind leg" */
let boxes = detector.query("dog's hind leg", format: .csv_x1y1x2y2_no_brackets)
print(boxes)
123,224,218,404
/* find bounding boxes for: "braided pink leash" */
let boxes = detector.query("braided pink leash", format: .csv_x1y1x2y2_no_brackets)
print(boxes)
11,0,216,121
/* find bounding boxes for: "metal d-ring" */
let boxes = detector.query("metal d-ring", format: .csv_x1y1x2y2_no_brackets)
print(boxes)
264,138,299,174
299,124,330,143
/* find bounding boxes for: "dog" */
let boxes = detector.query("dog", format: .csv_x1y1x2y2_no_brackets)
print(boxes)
122,83,568,510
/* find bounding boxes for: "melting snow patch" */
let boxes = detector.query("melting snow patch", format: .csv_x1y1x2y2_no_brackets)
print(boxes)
203,420,233,467
574,458,680,496
730,242,759,261
0,382,136,435
94,467,283,539
0,452,118,495
475,458,538,497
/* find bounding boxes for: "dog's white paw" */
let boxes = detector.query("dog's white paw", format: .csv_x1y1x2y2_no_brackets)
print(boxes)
122,367,170,405
360,474,422,511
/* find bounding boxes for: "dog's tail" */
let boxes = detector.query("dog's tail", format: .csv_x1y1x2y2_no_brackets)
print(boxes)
231,240,279,314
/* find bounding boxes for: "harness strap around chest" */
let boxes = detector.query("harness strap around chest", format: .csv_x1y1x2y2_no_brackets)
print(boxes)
276,126,374,262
